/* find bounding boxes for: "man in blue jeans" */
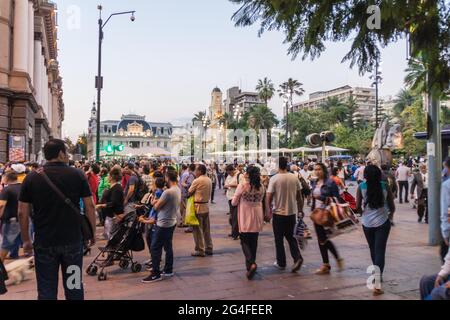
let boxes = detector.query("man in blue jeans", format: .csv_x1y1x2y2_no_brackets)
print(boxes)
142,170,181,283
420,249,450,300
18,139,96,300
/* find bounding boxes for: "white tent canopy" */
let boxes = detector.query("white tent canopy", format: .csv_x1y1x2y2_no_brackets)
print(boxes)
309,146,349,152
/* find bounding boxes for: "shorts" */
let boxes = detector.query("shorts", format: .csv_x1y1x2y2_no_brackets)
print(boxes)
1,221,22,252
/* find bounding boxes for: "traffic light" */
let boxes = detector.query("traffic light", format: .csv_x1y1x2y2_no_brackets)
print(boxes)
104,144,124,154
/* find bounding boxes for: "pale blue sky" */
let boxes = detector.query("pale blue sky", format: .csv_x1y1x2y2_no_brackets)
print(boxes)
57,0,409,140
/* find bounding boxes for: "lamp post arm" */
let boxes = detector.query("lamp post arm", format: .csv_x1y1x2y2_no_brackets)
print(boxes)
102,11,136,29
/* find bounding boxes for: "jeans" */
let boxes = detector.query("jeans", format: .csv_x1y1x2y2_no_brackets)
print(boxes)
228,200,239,238
272,214,302,267
240,233,259,271
314,223,340,265
34,242,84,300
146,224,155,258
398,181,409,202
420,274,450,300
218,173,224,189
150,225,175,275
363,219,391,275
211,183,216,202
1,221,22,258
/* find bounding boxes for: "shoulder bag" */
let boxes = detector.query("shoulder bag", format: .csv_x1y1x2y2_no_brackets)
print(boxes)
38,169,94,242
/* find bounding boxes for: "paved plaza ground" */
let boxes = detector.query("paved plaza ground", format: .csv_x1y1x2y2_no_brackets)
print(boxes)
2,183,443,300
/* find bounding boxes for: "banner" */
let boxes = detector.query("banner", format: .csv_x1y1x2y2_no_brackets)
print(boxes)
9,135,26,162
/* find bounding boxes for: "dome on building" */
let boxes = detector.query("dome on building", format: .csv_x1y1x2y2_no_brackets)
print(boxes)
212,87,222,93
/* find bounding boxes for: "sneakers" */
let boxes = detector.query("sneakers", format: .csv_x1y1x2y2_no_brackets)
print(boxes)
291,259,304,273
273,261,286,270
142,273,162,283
162,271,174,278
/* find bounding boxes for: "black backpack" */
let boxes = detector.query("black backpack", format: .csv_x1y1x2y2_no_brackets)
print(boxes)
135,176,149,201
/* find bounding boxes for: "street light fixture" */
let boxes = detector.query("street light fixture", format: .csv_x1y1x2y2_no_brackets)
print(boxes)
201,113,210,160
370,56,383,128
95,5,136,162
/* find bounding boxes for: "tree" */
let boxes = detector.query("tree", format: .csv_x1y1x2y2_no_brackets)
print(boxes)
247,104,279,133
230,0,449,94
399,98,427,155
278,78,305,104
405,57,427,94
64,137,76,155
344,96,359,128
192,111,207,125
394,89,415,116
256,77,276,104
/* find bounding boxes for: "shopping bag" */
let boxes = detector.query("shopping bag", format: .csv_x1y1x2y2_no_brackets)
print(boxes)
294,217,308,250
185,196,199,226
310,208,334,227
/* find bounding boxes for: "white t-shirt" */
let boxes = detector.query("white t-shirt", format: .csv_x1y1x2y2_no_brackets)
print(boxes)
421,172,428,189
355,166,366,181
267,172,301,216
225,173,243,200
396,165,410,181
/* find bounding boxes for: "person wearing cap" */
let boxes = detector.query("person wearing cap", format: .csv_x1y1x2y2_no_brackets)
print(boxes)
11,163,27,183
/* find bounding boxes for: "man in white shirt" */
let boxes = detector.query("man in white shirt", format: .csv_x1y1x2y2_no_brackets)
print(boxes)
411,164,428,223
353,161,366,185
266,157,304,273
396,161,411,203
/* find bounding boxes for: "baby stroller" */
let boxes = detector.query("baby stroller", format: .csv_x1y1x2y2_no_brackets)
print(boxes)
341,189,357,212
86,211,145,281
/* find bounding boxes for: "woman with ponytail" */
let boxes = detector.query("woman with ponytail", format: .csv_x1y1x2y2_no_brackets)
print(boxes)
232,165,267,280
356,164,396,296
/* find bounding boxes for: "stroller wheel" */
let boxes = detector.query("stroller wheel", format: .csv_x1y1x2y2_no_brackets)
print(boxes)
98,271,107,281
119,259,129,270
86,265,98,276
131,263,142,273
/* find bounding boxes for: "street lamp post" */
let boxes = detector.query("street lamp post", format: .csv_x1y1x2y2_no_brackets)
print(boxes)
370,57,383,128
202,113,209,161
282,95,289,146
95,5,136,162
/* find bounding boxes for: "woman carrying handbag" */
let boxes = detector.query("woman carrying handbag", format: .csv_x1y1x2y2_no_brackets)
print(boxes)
231,166,267,280
311,163,344,275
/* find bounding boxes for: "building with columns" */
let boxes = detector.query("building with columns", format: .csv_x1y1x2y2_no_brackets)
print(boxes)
0,0,64,162
87,106,173,160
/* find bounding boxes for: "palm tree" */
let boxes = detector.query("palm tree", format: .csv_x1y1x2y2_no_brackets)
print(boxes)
247,105,278,133
278,78,305,105
192,111,206,125
405,57,426,93
394,89,415,116
255,77,275,105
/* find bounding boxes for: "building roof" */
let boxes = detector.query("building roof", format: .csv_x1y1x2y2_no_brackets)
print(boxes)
212,87,222,93
118,119,152,131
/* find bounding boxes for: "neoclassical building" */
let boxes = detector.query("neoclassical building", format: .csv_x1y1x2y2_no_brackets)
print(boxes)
0,0,64,162
87,106,173,159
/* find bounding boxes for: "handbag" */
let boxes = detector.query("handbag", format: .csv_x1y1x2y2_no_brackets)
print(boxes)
185,196,199,226
310,207,335,227
38,169,94,242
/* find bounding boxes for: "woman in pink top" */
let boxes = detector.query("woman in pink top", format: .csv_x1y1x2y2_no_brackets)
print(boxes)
232,166,268,280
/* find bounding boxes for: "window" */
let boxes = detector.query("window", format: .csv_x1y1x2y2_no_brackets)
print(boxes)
147,142,150,147
164,142,168,148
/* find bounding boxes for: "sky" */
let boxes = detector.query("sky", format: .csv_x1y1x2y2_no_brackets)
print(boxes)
56,0,409,141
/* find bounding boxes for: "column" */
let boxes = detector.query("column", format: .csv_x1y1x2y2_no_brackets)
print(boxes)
13,0,29,73
28,1,34,82
33,41,42,105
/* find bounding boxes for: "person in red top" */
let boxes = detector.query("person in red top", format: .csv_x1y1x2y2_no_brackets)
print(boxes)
85,164,100,204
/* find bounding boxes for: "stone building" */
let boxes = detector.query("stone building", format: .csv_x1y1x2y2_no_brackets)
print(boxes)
87,107,173,159
0,0,64,162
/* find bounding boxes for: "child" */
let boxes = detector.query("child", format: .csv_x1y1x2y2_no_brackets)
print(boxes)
138,177,165,270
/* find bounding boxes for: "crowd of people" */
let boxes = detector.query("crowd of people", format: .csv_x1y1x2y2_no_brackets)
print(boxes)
0,138,448,300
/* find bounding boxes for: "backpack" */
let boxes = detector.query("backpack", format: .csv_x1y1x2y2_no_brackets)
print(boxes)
136,175,149,201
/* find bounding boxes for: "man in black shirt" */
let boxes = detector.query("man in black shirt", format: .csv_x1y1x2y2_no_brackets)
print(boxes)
0,171,22,261
18,139,96,300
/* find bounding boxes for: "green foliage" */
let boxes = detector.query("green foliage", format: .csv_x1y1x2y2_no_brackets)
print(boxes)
334,124,375,155
398,98,427,155
256,77,276,104
230,0,450,94
247,104,279,132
